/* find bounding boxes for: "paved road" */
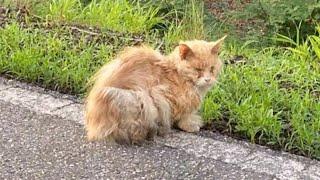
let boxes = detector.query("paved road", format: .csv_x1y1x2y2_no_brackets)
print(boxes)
0,100,271,179
0,77,319,179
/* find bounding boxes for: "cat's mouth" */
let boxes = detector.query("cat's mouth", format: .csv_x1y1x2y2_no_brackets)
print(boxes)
196,82,212,89
196,79,217,89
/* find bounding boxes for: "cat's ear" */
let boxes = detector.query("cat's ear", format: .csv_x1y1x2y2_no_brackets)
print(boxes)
179,44,193,60
211,35,227,54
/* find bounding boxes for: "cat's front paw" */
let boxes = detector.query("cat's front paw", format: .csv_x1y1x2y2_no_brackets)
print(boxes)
177,115,202,133
179,123,201,133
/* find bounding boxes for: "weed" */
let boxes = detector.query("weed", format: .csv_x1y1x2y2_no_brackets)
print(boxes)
202,25,320,159
48,0,82,21
0,22,114,94
79,0,163,33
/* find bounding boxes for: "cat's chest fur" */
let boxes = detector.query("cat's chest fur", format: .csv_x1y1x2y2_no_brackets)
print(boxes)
154,68,201,121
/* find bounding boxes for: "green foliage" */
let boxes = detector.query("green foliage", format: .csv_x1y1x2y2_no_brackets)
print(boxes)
162,0,205,51
309,26,320,60
46,0,163,33
81,0,163,33
208,0,320,47
0,0,205,93
239,0,320,41
202,52,319,158
48,0,82,21
0,23,113,94
202,25,320,159
276,24,320,61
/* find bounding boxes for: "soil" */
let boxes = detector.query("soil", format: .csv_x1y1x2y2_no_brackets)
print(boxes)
204,0,268,39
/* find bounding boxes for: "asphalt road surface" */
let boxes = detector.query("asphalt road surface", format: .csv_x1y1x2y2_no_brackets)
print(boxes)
0,100,272,179
0,77,319,179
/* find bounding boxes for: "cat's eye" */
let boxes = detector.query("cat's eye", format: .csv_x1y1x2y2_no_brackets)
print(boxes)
210,66,215,72
195,68,202,72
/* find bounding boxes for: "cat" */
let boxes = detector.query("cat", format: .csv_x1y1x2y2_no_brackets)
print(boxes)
84,36,226,144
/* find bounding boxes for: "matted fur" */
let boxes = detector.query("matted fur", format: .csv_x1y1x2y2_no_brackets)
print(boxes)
85,37,226,144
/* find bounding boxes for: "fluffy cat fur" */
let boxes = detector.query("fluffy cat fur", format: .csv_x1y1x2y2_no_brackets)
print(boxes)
85,36,226,144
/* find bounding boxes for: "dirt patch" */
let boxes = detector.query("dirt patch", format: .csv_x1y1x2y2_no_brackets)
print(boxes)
204,0,268,39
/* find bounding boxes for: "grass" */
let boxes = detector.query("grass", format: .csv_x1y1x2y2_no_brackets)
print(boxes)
0,22,115,93
0,0,319,159
202,43,320,157
0,0,204,94
47,0,163,33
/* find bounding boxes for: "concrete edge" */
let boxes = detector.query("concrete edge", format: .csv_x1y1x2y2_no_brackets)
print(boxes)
0,77,319,180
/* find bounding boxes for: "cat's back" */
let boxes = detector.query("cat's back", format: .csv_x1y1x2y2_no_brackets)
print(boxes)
103,46,164,90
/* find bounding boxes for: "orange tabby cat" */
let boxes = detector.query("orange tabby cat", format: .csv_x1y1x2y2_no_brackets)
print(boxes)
85,36,226,144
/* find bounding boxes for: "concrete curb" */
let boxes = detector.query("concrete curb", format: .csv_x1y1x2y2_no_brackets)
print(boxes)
0,77,319,179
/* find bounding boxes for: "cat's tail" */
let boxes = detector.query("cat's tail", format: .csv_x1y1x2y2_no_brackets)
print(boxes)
85,87,159,144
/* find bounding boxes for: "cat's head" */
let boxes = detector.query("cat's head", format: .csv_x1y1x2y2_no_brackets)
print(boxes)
175,36,226,93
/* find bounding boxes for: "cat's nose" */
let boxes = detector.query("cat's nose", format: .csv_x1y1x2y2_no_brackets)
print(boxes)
205,78,211,82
